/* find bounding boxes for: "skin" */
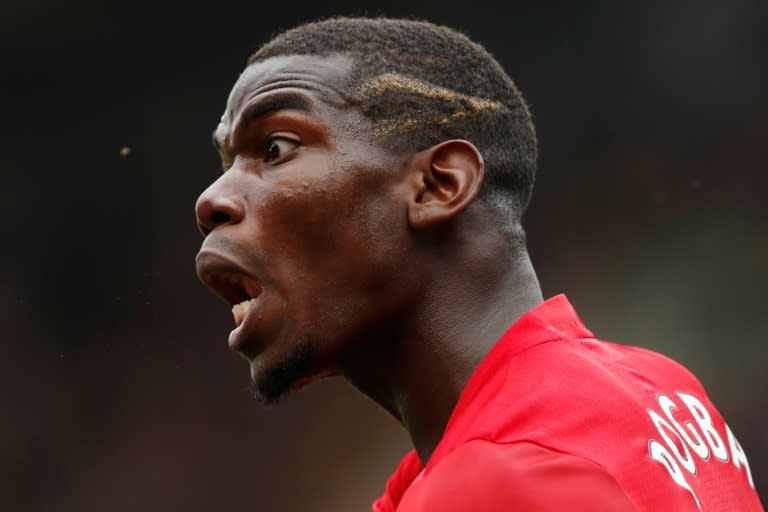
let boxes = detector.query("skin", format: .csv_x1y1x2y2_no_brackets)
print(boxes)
195,53,543,463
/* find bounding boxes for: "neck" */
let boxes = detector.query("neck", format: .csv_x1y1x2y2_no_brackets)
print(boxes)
343,232,542,464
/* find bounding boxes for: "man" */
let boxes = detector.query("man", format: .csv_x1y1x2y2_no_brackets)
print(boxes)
194,17,763,511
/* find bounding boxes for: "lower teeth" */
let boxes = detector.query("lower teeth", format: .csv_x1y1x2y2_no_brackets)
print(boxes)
232,299,256,326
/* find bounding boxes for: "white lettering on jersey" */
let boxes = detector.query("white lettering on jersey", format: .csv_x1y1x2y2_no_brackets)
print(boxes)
648,438,702,510
659,394,709,460
646,392,756,509
726,423,754,488
648,408,697,474
678,392,728,462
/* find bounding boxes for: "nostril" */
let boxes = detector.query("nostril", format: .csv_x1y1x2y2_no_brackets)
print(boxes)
197,210,233,236
211,211,231,225
195,186,244,235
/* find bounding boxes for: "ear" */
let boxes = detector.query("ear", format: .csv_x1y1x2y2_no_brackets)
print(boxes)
406,139,485,230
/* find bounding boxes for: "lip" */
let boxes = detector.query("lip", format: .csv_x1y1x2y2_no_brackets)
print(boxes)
196,249,262,305
227,301,262,356
196,248,267,356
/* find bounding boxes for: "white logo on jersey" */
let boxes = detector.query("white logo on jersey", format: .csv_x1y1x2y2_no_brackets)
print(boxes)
647,392,754,510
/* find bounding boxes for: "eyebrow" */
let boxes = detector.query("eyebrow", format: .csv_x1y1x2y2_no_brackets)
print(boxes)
212,93,314,151
243,93,313,123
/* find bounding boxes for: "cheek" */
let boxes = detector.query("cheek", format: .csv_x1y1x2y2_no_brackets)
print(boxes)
257,175,357,259
254,166,406,308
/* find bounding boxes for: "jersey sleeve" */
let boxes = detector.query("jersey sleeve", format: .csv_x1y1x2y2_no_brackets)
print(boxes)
396,440,638,511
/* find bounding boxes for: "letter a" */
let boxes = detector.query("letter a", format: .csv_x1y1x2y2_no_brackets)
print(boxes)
726,423,754,488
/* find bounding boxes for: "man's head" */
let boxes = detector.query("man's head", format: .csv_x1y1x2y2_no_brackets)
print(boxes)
195,17,538,404
252,17,538,240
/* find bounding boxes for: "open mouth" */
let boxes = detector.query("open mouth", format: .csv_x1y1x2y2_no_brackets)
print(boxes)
202,270,262,326
197,250,263,323
196,249,269,356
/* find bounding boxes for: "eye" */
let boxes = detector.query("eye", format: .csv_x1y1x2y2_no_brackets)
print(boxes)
265,136,299,163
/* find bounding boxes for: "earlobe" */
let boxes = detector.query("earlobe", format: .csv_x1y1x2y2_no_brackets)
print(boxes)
407,140,485,230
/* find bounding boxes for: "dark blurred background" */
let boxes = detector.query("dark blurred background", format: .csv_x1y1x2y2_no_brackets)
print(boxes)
2,0,766,510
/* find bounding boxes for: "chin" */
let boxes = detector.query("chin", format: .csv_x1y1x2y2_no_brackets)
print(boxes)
248,342,320,405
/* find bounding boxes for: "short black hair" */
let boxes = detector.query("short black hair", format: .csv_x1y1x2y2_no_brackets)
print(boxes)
250,17,538,241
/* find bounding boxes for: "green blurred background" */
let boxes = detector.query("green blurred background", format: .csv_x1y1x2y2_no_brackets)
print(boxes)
2,0,765,510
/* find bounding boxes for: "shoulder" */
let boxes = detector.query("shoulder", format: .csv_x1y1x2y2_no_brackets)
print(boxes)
397,440,638,511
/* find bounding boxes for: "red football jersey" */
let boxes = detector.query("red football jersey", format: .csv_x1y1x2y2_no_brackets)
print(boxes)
373,295,763,511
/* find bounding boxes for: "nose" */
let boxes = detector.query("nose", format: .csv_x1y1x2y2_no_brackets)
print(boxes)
195,176,246,236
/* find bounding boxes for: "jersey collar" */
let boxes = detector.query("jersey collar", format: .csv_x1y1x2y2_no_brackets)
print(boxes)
425,293,592,473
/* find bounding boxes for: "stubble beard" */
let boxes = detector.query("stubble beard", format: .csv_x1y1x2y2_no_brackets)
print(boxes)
249,341,317,405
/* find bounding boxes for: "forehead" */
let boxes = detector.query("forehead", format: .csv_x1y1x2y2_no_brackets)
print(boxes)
221,54,355,124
